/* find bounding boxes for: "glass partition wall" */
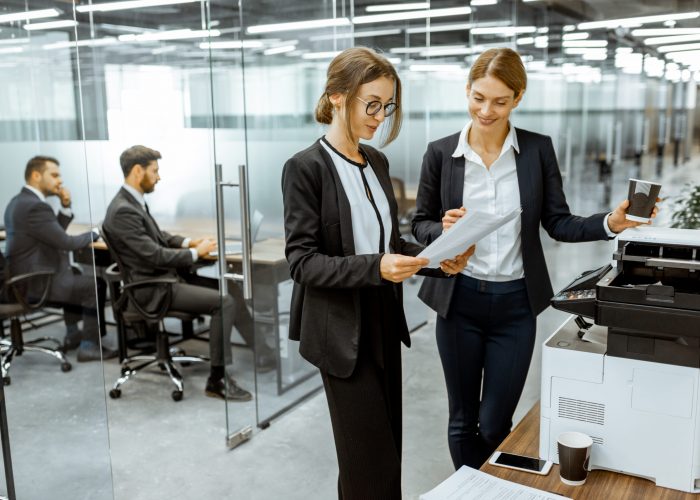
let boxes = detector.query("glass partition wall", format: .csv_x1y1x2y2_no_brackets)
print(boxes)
0,0,697,498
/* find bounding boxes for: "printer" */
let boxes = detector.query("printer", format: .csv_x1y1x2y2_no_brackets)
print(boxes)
540,226,700,493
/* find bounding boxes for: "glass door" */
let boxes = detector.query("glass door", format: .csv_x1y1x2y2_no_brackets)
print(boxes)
0,2,113,498
203,0,258,446
70,0,256,493
229,0,355,428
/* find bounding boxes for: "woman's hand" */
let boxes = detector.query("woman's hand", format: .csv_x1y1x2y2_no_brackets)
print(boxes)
607,198,661,233
442,207,466,231
440,245,475,276
380,254,429,283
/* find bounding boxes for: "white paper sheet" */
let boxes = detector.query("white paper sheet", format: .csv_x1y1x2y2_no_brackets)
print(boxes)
420,466,571,500
418,208,522,268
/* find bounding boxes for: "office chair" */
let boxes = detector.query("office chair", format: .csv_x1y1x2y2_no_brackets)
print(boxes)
100,229,208,402
390,176,415,236
0,268,72,385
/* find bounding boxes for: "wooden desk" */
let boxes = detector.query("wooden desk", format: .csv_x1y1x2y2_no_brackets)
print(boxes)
89,238,286,267
480,404,696,499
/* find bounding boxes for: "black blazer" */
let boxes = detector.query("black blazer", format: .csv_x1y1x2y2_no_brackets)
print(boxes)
282,139,444,378
103,187,193,310
412,128,609,318
4,187,95,295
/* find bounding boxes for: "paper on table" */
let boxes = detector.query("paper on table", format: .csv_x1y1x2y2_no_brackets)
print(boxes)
418,208,522,268
420,466,571,500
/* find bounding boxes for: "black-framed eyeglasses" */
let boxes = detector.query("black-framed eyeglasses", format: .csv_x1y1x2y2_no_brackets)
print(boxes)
356,96,397,117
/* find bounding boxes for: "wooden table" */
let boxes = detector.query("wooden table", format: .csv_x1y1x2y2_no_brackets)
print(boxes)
480,404,697,499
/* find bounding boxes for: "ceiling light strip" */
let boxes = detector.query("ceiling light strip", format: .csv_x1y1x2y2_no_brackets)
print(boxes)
353,6,471,25
0,8,60,24
470,26,536,35
76,0,200,14
24,20,78,31
366,3,429,12
644,34,700,46
247,17,350,34
578,12,699,30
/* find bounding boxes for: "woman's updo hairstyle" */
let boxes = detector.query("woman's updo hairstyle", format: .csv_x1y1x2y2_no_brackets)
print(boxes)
469,47,527,98
315,46,402,147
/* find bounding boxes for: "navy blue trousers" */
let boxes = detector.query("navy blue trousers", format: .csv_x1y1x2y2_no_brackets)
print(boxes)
436,274,536,469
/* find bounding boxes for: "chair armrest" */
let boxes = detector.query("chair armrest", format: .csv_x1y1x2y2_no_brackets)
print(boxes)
121,278,178,290
6,270,54,287
5,271,54,311
119,277,178,322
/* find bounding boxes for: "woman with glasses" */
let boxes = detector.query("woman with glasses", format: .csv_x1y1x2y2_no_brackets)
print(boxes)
282,47,472,499
412,47,657,471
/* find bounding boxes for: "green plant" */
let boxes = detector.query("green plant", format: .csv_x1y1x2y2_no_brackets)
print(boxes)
670,184,700,229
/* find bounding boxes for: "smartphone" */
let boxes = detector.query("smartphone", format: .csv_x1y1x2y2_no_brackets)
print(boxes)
488,451,553,475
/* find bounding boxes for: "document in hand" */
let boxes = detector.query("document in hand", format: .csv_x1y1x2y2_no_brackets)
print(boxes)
417,208,522,268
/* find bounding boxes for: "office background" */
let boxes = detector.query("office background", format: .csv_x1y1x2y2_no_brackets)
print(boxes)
0,0,699,498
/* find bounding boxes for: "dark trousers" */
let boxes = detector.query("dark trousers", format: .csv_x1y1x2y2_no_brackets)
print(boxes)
48,268,105,343
62,276,107,338
321,292,403,500
168,276,235,367
436,274,536,469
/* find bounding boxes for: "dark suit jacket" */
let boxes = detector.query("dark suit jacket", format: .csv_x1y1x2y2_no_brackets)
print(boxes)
412,128,609,318
282,139,444,378
103,187,194,310
4,187,95,296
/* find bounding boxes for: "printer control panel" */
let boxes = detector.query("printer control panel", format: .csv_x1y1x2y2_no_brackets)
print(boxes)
555,288,597,301
551,264,611,318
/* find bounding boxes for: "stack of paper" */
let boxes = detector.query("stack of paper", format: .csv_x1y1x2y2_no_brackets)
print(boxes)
418,208,522,268
420,466,571,500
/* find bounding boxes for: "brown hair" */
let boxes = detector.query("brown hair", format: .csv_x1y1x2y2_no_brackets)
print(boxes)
119,145,162,177
315,47,402,147
469,48,527,98
25,155,59,182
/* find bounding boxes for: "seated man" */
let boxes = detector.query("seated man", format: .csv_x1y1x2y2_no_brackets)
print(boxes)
103,145,253,401
3,156,116,361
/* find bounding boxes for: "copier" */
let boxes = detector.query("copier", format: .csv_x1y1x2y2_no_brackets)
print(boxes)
540,226,700,493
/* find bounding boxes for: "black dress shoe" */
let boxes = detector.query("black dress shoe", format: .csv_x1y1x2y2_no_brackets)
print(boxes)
77,343,119,362
63,332,82,352
205,377,252,402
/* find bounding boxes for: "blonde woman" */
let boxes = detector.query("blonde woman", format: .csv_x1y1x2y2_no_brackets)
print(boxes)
413,47,657,470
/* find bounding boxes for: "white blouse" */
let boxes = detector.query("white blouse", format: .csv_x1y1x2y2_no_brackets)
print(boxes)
321,138,393,256
452,121,524,282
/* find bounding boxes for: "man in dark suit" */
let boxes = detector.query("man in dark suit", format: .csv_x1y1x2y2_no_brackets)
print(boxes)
4,156,117,361
102,145,252,401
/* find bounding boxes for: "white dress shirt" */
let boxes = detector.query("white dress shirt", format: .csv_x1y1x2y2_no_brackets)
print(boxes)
122,184,196,261
321,139,393,255
453,122,616,282
453,121,524,281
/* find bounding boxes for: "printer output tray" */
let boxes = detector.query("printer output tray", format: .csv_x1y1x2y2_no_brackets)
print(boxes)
596,266,700,313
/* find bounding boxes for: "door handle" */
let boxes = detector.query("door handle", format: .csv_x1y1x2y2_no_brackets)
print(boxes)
214,163,253,301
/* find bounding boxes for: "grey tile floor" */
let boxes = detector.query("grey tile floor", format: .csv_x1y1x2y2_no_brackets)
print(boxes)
0,153,696,499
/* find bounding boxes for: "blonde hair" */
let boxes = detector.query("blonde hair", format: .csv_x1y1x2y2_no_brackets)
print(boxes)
469,47,527,98
315,47,403,147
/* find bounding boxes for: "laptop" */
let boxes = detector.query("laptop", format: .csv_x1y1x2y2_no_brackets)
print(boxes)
209,210,264,256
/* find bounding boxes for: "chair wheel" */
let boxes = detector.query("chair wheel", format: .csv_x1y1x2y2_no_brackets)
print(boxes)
3,376,10,386
171,390,183,402
109,389,121,399
61,362,72,372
